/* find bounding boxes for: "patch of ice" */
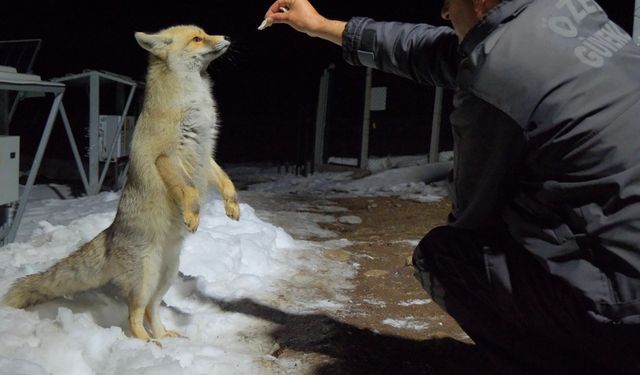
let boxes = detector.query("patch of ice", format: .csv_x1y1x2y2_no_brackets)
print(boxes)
382,317,430,330
337,216,362,225
398,299,432,306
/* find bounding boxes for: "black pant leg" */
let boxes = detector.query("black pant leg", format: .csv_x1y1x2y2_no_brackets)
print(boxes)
412,226,624,375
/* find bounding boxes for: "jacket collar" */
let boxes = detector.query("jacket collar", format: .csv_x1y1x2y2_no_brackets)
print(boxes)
459,0,535,57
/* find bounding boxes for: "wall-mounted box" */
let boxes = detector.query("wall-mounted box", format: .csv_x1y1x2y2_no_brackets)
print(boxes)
98,115,135,161
0,136,19,205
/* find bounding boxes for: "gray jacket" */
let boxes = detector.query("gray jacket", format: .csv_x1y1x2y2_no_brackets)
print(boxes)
342,0,640,323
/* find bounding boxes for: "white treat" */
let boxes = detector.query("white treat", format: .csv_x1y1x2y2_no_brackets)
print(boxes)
258,19,269,30
257,7,288,31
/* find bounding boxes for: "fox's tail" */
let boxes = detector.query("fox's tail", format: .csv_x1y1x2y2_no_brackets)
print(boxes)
3,230,110,308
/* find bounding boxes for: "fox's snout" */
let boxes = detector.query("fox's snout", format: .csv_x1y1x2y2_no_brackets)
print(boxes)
200,35,230,51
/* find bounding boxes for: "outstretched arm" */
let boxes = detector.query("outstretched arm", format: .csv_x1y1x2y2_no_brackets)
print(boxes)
263,0,459,88
343,18,459,88
264,0,346,45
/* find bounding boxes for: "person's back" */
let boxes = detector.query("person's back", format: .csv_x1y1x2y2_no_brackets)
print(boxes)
457,0,640,325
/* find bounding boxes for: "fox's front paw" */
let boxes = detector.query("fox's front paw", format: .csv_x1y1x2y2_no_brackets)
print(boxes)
225,199,240,221
184,210,200,233
183,187,200,232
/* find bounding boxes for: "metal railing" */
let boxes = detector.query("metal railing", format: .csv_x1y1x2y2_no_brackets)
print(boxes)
0,39,42,74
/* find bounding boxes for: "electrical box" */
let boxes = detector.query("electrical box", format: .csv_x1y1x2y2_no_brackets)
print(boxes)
98,115,136,161
370,87,387,111
0,136,19,205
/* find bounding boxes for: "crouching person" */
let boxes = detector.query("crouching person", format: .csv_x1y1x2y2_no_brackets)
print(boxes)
262,0,640,372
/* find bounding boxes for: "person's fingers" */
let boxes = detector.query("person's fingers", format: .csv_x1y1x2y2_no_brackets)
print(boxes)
265,0,293,18
269,11,290,24
263,1,294,28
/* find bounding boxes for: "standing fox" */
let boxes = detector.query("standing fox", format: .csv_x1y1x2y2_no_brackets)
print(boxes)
3,25,240,341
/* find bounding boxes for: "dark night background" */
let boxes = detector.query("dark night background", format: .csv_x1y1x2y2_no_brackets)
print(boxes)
0,1,633,176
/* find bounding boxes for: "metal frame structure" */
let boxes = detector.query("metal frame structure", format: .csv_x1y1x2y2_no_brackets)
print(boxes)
1,70,138,246
0,39,42,74
313,65,445,172
1,39,43,134
0,77,65,246
53,71,139,195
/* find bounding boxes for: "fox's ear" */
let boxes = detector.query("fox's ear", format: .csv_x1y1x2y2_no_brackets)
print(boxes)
134,32,173,52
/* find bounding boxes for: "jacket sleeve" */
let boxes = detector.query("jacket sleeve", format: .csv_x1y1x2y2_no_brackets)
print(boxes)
342,17,459,89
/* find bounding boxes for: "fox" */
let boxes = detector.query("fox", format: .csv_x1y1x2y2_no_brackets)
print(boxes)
3,25,240,341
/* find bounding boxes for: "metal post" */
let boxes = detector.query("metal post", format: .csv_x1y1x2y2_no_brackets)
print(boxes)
313,65,332,171
6,92,24,133
0,91,11,232
429,87,444,163
59,103,90,194
0,91,7,134
635,0,640,45
88,72,100,195
0,90,10,235
359,67,372,170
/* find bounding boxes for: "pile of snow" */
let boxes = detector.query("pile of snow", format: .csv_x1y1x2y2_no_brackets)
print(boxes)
0,192,355,375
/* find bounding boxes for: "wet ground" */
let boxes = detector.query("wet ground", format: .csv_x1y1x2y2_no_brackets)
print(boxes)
253,194,494,374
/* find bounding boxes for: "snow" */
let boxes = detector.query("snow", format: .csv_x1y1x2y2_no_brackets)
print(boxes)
236,154,452,200
398,299,432,306
382,317,431,330
363,298,387,308
337,215,362,225
0,154,449,375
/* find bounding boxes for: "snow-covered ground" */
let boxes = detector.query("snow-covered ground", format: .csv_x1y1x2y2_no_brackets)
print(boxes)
232,153,451,203
0,155,449,375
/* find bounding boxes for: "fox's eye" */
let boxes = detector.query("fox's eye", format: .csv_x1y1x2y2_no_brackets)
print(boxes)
192,36,203,43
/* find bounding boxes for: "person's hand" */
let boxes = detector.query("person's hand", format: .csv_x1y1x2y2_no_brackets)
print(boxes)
262,0,346,45
263,0,326,38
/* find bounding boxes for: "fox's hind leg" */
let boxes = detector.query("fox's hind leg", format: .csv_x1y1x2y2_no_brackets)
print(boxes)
145,243,183,339
128,293,152,341
145,305,181,339
120,244,165,341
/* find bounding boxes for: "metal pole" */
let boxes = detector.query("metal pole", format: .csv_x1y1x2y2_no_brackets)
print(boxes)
0,91,7,134
0,105,13,240
635,0,640,45
359,67,372,170
6,92,24,132
429,87,444,163
59,103,90,194
313,65,332,171
88,72,100,195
